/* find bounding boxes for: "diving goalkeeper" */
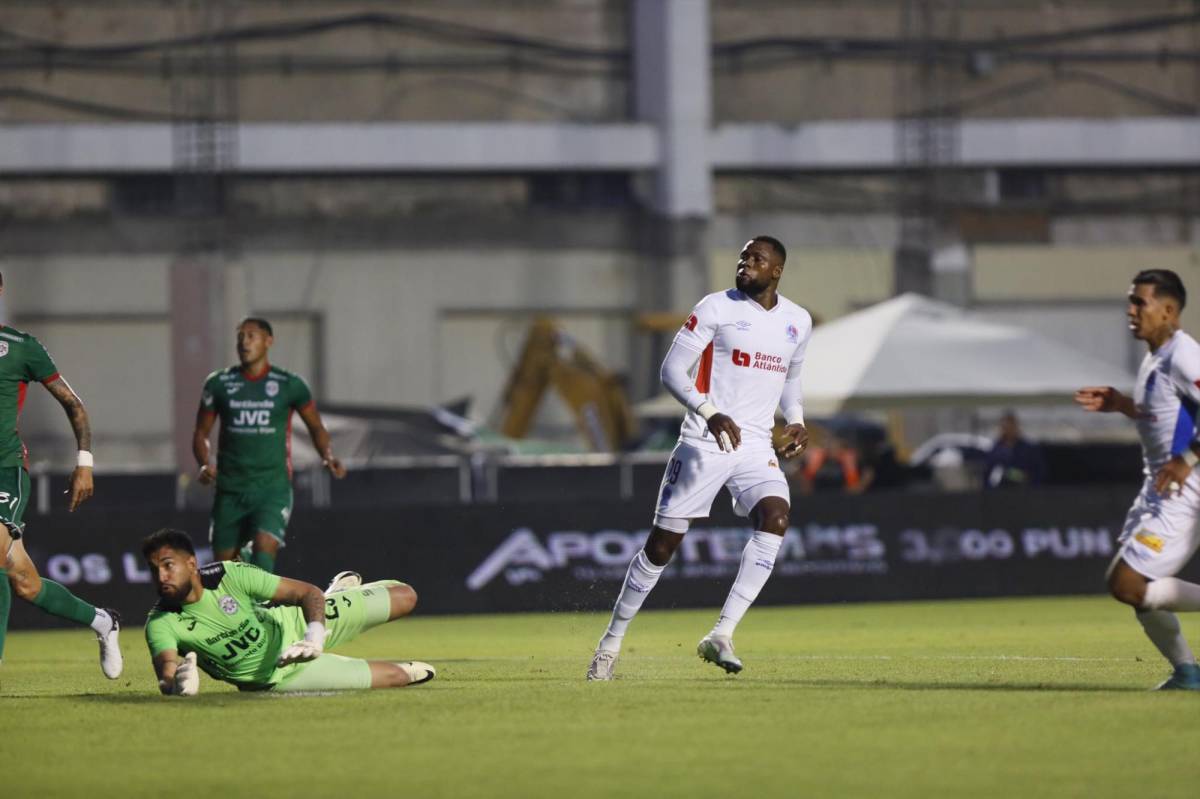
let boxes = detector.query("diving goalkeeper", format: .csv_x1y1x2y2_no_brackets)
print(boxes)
142,528,434,695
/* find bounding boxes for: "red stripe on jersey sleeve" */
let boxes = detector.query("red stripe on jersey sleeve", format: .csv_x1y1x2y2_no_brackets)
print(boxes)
694,342,714,394
17,382,27,415
199,408,217,420
41,372,61,385
298,400,316,413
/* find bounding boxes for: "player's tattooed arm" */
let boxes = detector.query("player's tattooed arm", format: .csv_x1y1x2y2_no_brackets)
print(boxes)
45,376,94,511
45,376,91,451
272,577,329,665
272,576,328,626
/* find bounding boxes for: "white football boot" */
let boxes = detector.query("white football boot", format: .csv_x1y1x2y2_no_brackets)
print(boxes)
587,649,619,681
97,608,123,679
397,661,436,685
697,635,743,674
325,571,362,595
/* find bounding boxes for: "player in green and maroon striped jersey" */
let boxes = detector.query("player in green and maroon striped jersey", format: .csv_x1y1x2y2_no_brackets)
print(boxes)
192,317,346,573
0,272,123,680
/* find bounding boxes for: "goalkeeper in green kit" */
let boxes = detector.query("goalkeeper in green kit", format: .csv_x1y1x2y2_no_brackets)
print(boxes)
192,317,346,573
143,528,434,694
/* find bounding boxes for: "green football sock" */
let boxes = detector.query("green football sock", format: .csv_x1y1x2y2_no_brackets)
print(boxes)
0,568,9,660
31,579,96,626
251,549,276,573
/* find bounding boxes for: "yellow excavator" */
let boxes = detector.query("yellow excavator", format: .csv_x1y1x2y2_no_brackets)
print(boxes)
497,318,636,452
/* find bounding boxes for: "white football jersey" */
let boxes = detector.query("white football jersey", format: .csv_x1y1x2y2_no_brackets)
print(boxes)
673,288,812,452
1133,329,1200,475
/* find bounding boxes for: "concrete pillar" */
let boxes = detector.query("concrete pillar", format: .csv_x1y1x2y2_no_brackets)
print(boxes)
170,257,224,475
633,0,712,219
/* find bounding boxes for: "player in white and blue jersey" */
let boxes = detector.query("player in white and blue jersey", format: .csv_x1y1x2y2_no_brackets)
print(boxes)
1076,269,1200,690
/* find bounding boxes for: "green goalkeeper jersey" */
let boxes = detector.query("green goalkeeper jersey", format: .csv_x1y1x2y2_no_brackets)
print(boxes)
0,327,61,469
144,561,308,690
200,364,314,491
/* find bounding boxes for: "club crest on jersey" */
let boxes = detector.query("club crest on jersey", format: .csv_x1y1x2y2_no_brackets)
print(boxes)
0,342,9,357
218,594,240,615
785,324,799,343
265,380,279,397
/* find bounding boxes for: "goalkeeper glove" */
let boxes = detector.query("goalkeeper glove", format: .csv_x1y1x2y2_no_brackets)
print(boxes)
173,651,200,696
277,639,323,666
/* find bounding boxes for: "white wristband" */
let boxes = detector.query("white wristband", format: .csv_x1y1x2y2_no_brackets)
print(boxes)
76,450,94,468
305,621,326,644
696,401,720,421
1183,448,1199,468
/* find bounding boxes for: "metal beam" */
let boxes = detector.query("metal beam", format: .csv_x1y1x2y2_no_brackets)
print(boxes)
0,123,659,173
3,118,1200,175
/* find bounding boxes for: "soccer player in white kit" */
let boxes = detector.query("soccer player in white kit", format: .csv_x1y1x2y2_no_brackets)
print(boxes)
1076,269,1200,690
587,236,812,680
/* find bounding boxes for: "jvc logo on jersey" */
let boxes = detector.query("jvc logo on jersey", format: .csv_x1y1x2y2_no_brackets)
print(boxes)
731,349,751,367
232,409,271,427
219,626,263,660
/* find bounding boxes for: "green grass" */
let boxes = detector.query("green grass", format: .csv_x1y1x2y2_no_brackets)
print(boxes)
5,596,1200,798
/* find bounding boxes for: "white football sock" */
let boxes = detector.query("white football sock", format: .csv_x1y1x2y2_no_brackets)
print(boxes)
90,608,113,635
1135,609,1197,667
597,550,665,652
710,531,783,640
1142,577,1200,612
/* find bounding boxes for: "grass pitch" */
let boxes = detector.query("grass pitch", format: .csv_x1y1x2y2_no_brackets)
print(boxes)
4,596,1199,798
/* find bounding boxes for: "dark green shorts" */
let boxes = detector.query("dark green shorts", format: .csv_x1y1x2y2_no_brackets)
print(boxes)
0,466,32,538
208,484,294,553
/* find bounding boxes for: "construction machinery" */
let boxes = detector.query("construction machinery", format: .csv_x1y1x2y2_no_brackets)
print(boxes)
497,318,636,452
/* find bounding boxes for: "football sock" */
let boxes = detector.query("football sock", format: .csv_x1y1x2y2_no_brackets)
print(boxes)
31,579,96,626
1142,577,1200,612
710,531,783,639
1135,609,1197,667
597,550,665,652
90,607,114,635
0,568,9,660
250,549,276,573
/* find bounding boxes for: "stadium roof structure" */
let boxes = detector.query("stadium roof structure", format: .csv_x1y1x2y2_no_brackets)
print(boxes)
637,292,1136,417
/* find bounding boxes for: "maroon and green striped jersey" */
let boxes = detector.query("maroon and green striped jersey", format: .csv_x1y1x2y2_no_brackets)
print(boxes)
200,364,314,491
0,327,60,469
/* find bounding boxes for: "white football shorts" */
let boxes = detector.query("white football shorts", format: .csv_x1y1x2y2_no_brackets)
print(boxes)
652,441,790,533
1116,476,1200,580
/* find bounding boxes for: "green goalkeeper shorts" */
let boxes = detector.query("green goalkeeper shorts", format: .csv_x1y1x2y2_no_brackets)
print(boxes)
271,580,402,692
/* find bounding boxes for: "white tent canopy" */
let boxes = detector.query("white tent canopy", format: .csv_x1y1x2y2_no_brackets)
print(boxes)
637,292,1136,418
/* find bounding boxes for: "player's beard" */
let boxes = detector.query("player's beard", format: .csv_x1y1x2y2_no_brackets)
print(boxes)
158,580,187,602
736,272,769,295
